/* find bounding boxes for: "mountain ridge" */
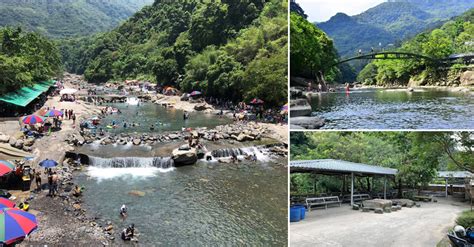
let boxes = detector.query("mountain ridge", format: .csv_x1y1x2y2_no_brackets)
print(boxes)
0,0,154,38
317,0,473,59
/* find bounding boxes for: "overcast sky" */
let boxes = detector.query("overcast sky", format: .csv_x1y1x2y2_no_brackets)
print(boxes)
296,0,387,23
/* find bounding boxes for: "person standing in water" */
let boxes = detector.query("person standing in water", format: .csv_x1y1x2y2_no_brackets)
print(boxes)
120,204,128,221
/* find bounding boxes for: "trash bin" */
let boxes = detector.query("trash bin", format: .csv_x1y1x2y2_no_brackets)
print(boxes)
290,206,302,222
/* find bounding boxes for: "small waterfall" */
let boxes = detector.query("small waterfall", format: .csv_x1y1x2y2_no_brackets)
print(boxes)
89,156,174,169
211,148,245,158
210,146,271,162
240,147,270,162
126,97,140,105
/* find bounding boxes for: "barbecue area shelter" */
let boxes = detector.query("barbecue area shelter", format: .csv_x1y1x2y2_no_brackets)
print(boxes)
291,159,398,206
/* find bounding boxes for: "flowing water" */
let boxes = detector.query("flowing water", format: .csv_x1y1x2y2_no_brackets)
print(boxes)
308,88,474,129
99,102,231,133
75,153,287,245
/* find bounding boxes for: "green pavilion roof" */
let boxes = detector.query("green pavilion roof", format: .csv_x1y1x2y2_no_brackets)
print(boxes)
0,80,55,107
291,159,398,176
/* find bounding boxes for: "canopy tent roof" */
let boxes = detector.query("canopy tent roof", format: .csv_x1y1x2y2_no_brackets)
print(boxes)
0,80,55,107
438,171,472,179
291,159,398,176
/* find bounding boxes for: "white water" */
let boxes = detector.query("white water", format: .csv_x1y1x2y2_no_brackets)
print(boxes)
87,166,174,180
241,147,271,162
126,97,140,105
87,156,175,180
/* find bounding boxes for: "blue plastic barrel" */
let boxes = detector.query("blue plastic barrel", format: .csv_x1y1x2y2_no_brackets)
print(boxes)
290,206,301,222
299,206,306,219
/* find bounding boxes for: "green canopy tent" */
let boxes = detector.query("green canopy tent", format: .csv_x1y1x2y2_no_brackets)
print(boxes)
0,80,55,107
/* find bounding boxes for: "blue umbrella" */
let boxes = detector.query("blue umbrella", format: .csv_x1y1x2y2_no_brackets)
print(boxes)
39,159,58,168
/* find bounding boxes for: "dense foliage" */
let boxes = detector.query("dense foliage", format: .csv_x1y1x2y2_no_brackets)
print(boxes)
0,27,61,94
290,132,474,195
357,9,474,86
0,0,153,39
317,0,473,76
456,210,474,228
61,0,288,107
290,13,339,81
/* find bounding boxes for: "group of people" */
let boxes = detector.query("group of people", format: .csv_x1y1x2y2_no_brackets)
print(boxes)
119,205,137,241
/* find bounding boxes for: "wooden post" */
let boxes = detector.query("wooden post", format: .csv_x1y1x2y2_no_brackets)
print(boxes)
351,172,354,206
384,175,387,200
445,178,448,198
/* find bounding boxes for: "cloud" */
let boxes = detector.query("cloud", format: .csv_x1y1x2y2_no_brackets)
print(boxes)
296,0,387,22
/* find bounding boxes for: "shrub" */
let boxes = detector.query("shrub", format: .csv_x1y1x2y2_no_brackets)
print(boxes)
456,210,474,228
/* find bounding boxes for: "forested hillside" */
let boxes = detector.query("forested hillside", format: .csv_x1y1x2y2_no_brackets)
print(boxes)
0,0,153,38
318,0,473,59
357,9,474,86
0,27,61,94
290,13,339,81
61,0,288,107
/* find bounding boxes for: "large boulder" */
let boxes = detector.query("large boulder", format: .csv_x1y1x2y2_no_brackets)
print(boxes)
8,137,17,147
14,139,24,149
362,199,392,210
0,134,9,143
392,199,415,207
290,105,312,117
172,145,197,166
180,94,189,101
460,71,474,86
236,133,254,142
291,116,325,129
132,139,141,145
290,87,303,98
23,138,35,147
194,103,211,111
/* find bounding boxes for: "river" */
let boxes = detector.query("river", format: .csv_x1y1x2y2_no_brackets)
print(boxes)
75,156,288,245
308,88,474,129
73,99,288,245
98,101,231,133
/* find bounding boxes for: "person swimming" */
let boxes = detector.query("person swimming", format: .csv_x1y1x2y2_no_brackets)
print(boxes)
150,124,155,130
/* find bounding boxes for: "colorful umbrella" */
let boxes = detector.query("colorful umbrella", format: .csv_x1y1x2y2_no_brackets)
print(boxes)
0,208,38,245
250,98,264,105
22,115,44,125
189,91,202,97
43,109,63,118
39,159,58,168
0,198,15,209
0,160,15,176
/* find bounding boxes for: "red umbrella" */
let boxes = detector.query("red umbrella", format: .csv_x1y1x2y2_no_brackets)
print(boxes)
22,115,44,125
0,160,15,176
0,198,15,209
250,98,264,105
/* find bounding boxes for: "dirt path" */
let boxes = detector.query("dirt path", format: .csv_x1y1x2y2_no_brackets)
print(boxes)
290,197,469,247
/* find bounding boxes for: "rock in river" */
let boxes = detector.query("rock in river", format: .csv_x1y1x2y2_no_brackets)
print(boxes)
172,145,197,166
128,190,146,197
291,116,325,129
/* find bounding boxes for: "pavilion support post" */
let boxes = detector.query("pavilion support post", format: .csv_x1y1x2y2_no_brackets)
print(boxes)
445,178,448,197
351,172,354,206
384,175,387,199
